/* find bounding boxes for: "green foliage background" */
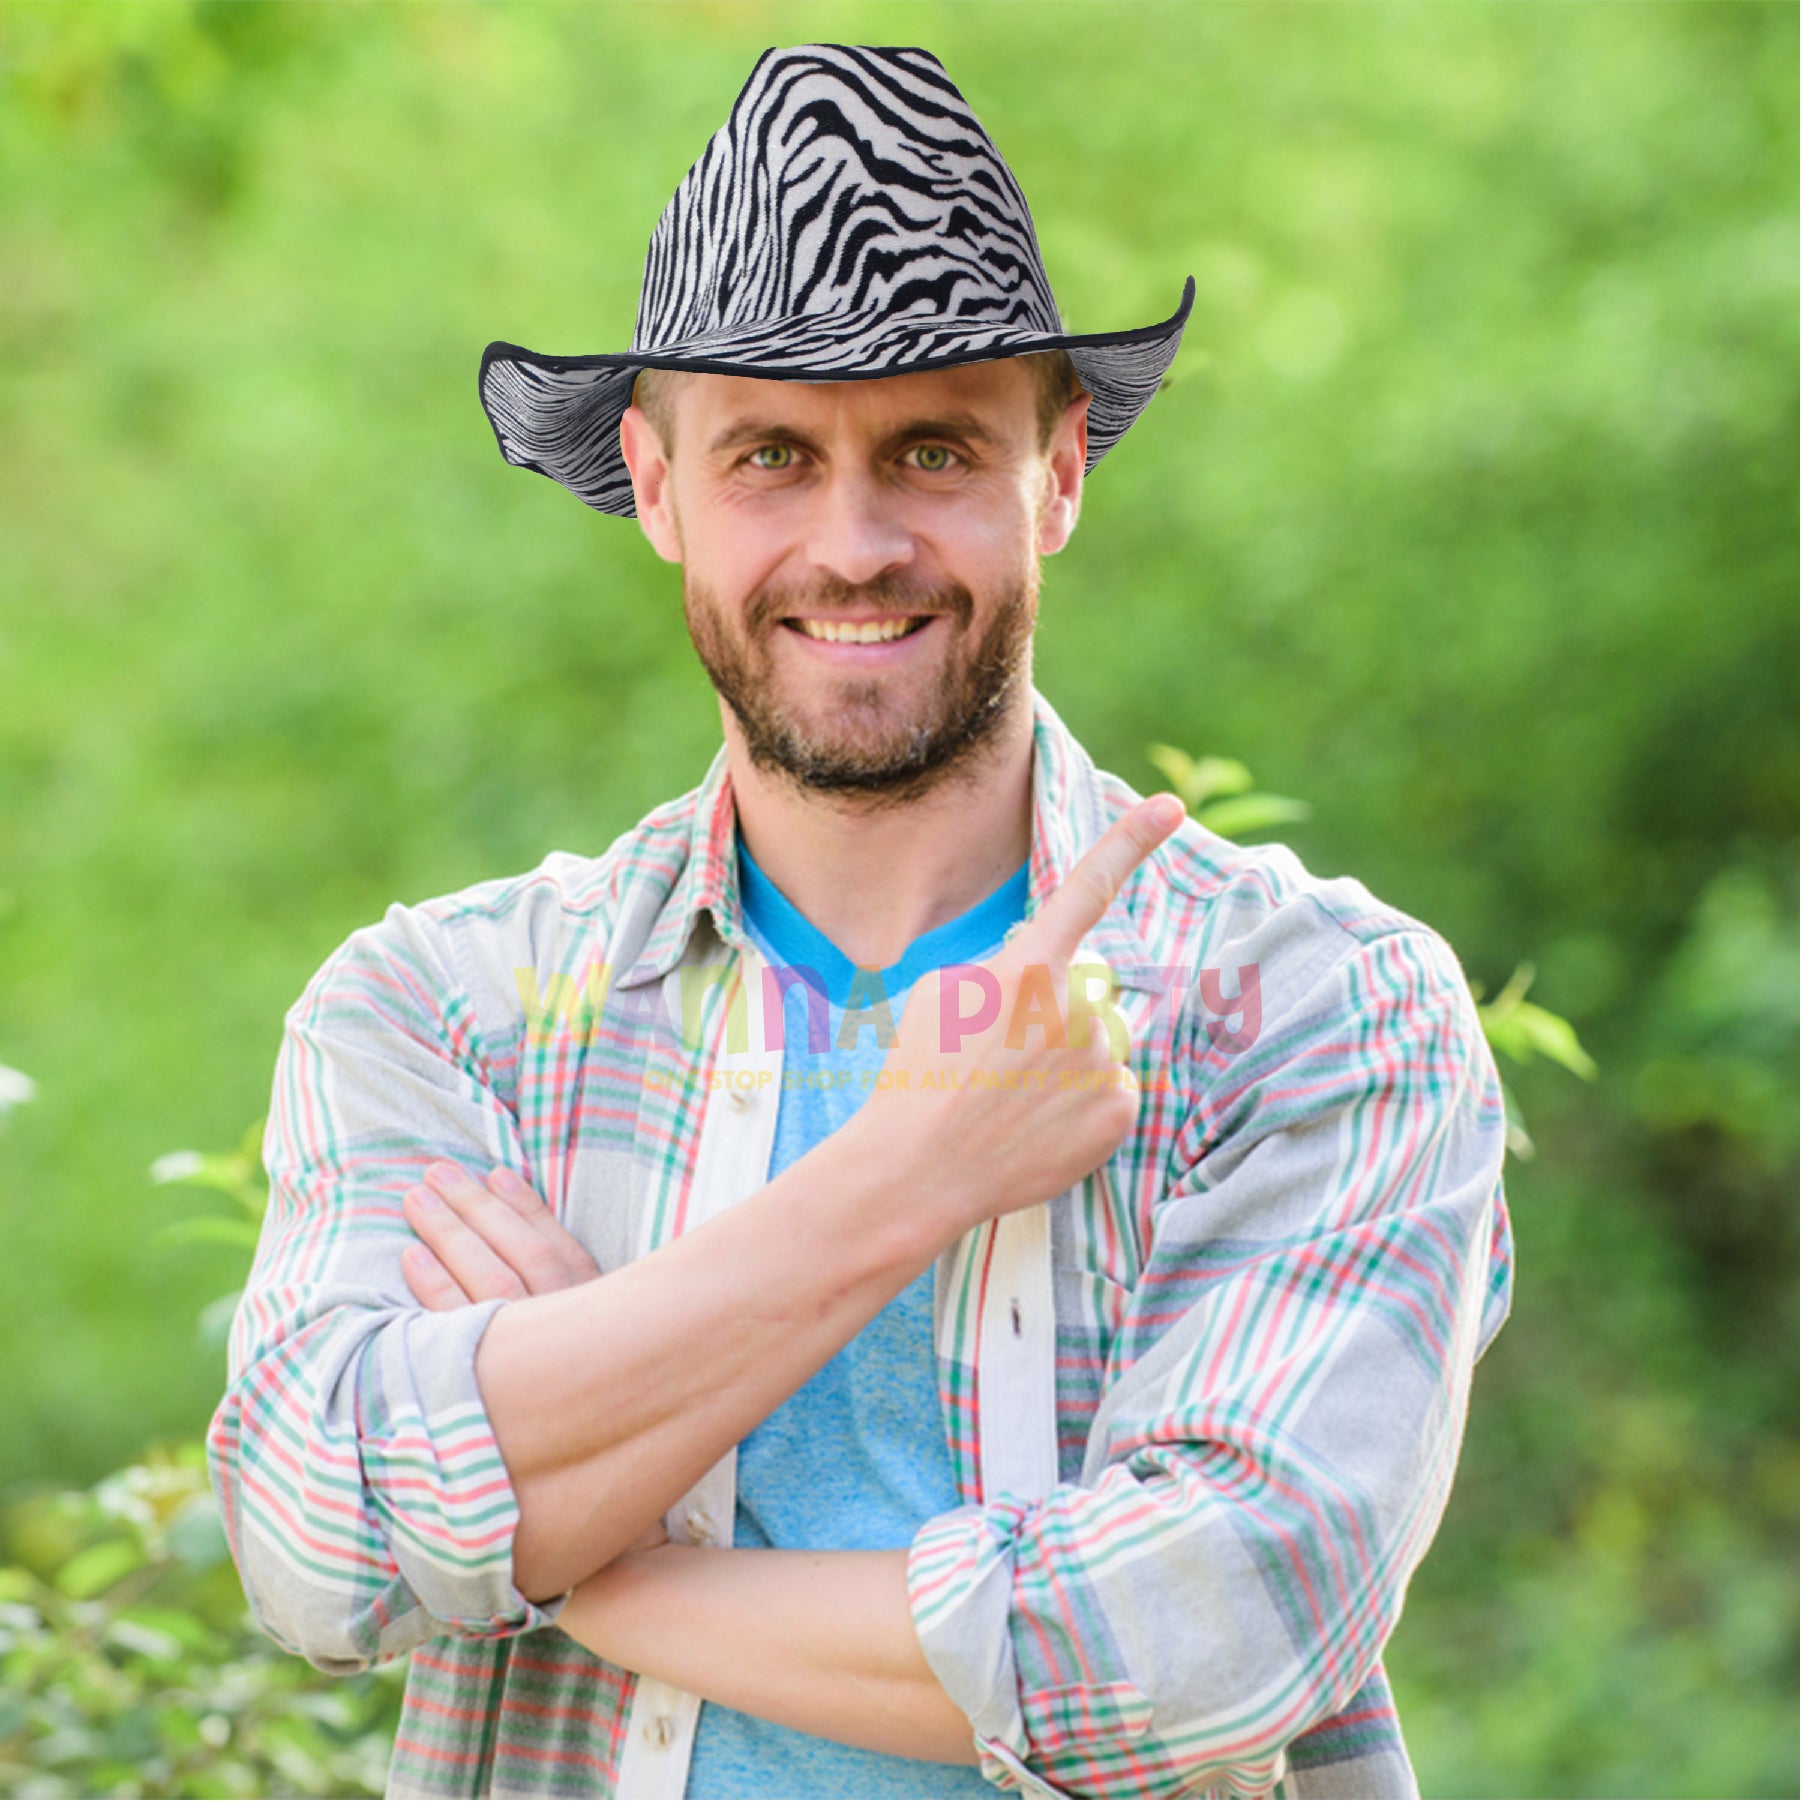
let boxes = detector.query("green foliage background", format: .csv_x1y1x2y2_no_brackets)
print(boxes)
0,2,1794,1795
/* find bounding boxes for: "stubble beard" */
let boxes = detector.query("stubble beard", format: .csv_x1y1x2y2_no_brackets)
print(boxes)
682,566,1038,810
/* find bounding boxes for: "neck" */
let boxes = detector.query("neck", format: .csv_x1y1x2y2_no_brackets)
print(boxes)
724,689,1036,971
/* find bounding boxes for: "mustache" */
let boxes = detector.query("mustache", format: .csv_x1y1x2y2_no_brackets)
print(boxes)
749,575,975,632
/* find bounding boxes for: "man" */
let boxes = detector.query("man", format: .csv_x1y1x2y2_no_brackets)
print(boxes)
208,43,1515,1801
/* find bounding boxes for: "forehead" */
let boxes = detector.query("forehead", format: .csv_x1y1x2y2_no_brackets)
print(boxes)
677,357,1037,438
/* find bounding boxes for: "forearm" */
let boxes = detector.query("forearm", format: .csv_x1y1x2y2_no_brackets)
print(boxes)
476,1119,953,1601
558,1545,979,1766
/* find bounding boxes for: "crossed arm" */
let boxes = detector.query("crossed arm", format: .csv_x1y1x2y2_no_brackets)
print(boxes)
212,797,1513,1794
399,1152,982,1765
361,798,1190,1763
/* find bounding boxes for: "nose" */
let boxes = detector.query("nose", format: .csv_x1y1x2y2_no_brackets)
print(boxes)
802,467,915,590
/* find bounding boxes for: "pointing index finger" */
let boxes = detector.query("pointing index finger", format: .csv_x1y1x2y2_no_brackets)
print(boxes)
1014,792,1185,967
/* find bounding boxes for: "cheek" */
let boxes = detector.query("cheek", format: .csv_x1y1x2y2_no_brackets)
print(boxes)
932,489,1038,575
669,489,767,587
684,483,802,574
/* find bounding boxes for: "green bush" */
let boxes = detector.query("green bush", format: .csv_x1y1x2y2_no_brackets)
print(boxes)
0,1443,402,1801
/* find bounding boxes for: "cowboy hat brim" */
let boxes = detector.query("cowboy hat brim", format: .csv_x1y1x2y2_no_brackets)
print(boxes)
477,276,1195,519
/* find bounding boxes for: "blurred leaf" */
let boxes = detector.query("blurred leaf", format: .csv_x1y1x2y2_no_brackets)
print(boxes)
1477,962,1599,1080
150,1150,264,1215
149,1150,206,1186
1145,742,1310,840
196,1287,244,1352
164,1499,228,1574
156,1216,262,1252
113,1603,222,1655
55,1539,144,1600
102,1615,184,1662
0,1062,36,1117
1146,743,1254,810
1195,793,1313,839
1501,1082,1536,1160
1491,999,1601,1080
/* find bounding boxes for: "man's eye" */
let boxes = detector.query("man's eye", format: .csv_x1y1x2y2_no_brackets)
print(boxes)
748,444,798,470
908,444,957,473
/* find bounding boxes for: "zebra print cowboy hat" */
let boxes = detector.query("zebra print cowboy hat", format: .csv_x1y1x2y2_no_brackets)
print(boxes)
478,43,1194,519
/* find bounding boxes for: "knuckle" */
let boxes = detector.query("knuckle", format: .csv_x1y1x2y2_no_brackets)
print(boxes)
535,1210,578,1246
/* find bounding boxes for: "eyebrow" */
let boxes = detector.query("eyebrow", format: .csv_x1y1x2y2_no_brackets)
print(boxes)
703,411,1003,458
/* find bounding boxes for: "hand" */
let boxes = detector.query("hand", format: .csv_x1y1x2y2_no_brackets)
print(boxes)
401,1162,601,1309
851,792,1186,1236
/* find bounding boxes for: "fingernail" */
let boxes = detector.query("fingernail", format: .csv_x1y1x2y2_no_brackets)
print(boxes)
489,1166,527,1195
409,1186,444,1212
1151,793,1184,827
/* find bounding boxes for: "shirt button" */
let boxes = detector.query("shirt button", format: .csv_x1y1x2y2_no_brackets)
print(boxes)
727,1083,752,1111
685,1507,715,1545
644,1713,676,1748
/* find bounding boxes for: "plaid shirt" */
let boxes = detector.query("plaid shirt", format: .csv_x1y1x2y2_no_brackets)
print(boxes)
208,685,1514,1800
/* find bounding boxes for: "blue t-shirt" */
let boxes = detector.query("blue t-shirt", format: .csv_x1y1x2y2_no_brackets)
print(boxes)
683,832,1026,1800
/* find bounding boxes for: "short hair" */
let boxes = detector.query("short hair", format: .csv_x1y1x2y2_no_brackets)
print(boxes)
632,350,1086,461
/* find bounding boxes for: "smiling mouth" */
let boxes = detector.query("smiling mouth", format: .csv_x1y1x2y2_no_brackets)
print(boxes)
781,615,934,644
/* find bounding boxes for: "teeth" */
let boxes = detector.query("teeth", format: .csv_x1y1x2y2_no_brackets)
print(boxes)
794,616,921,644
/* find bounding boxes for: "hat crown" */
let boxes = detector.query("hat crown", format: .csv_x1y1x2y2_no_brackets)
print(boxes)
632,44,1064,354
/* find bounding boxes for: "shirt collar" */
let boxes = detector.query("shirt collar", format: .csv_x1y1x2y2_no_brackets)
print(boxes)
616,684,1164,992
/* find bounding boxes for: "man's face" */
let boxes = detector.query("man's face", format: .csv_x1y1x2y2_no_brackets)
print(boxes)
621,359,1087,805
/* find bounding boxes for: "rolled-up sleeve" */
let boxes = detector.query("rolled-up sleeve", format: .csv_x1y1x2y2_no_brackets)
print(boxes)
206,903,565,1674
907,925,1516,1799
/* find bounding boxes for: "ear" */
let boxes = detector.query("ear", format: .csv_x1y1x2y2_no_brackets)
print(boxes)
620,403,683,563
1034,390,1090,557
